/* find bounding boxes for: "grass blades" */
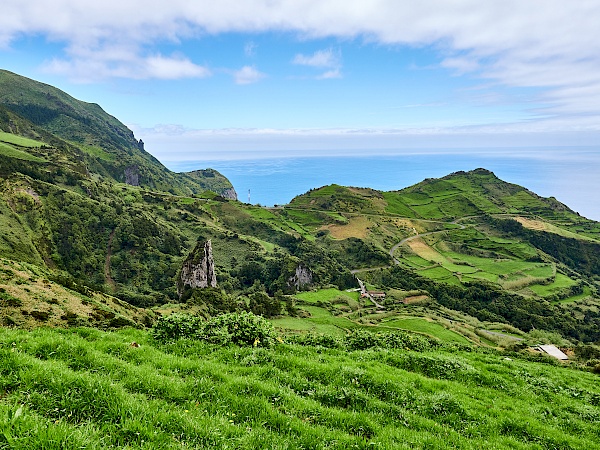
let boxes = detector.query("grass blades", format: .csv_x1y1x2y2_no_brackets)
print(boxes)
1,326,599,449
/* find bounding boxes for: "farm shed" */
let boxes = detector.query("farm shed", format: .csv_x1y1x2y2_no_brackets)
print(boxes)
536,344,568,360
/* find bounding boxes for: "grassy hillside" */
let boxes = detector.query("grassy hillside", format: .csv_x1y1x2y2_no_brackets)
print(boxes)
0,70,235,197
1,326,599,449
2,160,600,340
0,257,153,329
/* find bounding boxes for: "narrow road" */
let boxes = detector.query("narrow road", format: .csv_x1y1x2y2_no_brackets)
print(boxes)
356,277,385,309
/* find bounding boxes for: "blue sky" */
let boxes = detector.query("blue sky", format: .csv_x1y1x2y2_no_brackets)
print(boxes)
1,1,599,162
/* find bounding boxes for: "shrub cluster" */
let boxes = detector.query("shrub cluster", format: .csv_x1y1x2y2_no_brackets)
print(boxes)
152,311,277,348
289,329,441,352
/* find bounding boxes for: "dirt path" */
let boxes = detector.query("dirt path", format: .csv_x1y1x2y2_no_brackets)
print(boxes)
356,277,385,309
389,220,467,263
104,229,116,292
479,330,524,341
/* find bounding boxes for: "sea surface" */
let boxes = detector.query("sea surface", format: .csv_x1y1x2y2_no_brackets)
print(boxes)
165,147,600,221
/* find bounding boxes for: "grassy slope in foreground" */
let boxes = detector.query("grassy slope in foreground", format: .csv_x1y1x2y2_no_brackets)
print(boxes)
1,326,599,449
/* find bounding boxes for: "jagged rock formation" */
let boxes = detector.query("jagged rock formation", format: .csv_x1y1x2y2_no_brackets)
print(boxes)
287,264,313,290
178,240,217,298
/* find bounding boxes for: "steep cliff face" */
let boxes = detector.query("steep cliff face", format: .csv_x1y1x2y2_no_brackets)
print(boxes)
287,264,313,290
221,187,238,200
124,165,140,186
177,240,217,298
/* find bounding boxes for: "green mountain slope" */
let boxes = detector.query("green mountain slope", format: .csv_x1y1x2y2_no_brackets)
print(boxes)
0,69,236,197
289,168,579,221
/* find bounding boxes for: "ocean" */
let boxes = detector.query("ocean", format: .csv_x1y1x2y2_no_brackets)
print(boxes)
165,147,600,221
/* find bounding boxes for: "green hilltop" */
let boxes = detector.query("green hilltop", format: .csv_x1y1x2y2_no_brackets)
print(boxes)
0,69,236,197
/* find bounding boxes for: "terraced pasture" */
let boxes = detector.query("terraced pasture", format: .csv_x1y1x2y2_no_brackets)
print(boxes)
514,216,598,242
380,317,471,344
0,131,45,147
401,236,578,296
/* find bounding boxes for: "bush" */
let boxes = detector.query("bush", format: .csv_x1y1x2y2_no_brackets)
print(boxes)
153,311,277,347
344,329,437,352
288,333,344,349
201,311,277,347
152,313,203,341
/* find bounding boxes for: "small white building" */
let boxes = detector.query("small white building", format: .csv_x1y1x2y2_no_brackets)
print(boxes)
536,344,568,360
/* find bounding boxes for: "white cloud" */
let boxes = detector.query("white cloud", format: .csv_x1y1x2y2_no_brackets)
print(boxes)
233,65,266,84
292,48,340,68
316,69,342,79
2,0,600,116
244,41,257,57
144,55,211,79
43,47,210,82
293,48,342,79
441,57,480,75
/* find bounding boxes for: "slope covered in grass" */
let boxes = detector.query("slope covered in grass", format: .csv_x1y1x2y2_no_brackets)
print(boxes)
0,326,599,449
0,70,236,197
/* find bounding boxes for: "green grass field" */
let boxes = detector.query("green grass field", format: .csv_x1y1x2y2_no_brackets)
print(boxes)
1,326,600,449
294,288,360,304
287,289,479,344
557,286,593,304
0,131,45,148
529,273,578,297
381,318,471,344
271,316,346,336
0,142,46,162
80,145,115,162
402,238,560,295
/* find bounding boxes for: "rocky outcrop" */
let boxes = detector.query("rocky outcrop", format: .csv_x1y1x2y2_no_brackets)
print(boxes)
124,165,140,186
221,187,238,200
287,264,313,290
178,240,217,298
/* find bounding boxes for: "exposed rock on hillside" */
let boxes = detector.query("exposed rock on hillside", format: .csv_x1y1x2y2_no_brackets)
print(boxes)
178,240,217,298
288,264,313,290
221,187,238,200
124,165,140,186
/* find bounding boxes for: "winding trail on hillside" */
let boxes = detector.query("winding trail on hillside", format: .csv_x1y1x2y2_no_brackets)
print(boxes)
350,219,468,274
389,219,468,263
